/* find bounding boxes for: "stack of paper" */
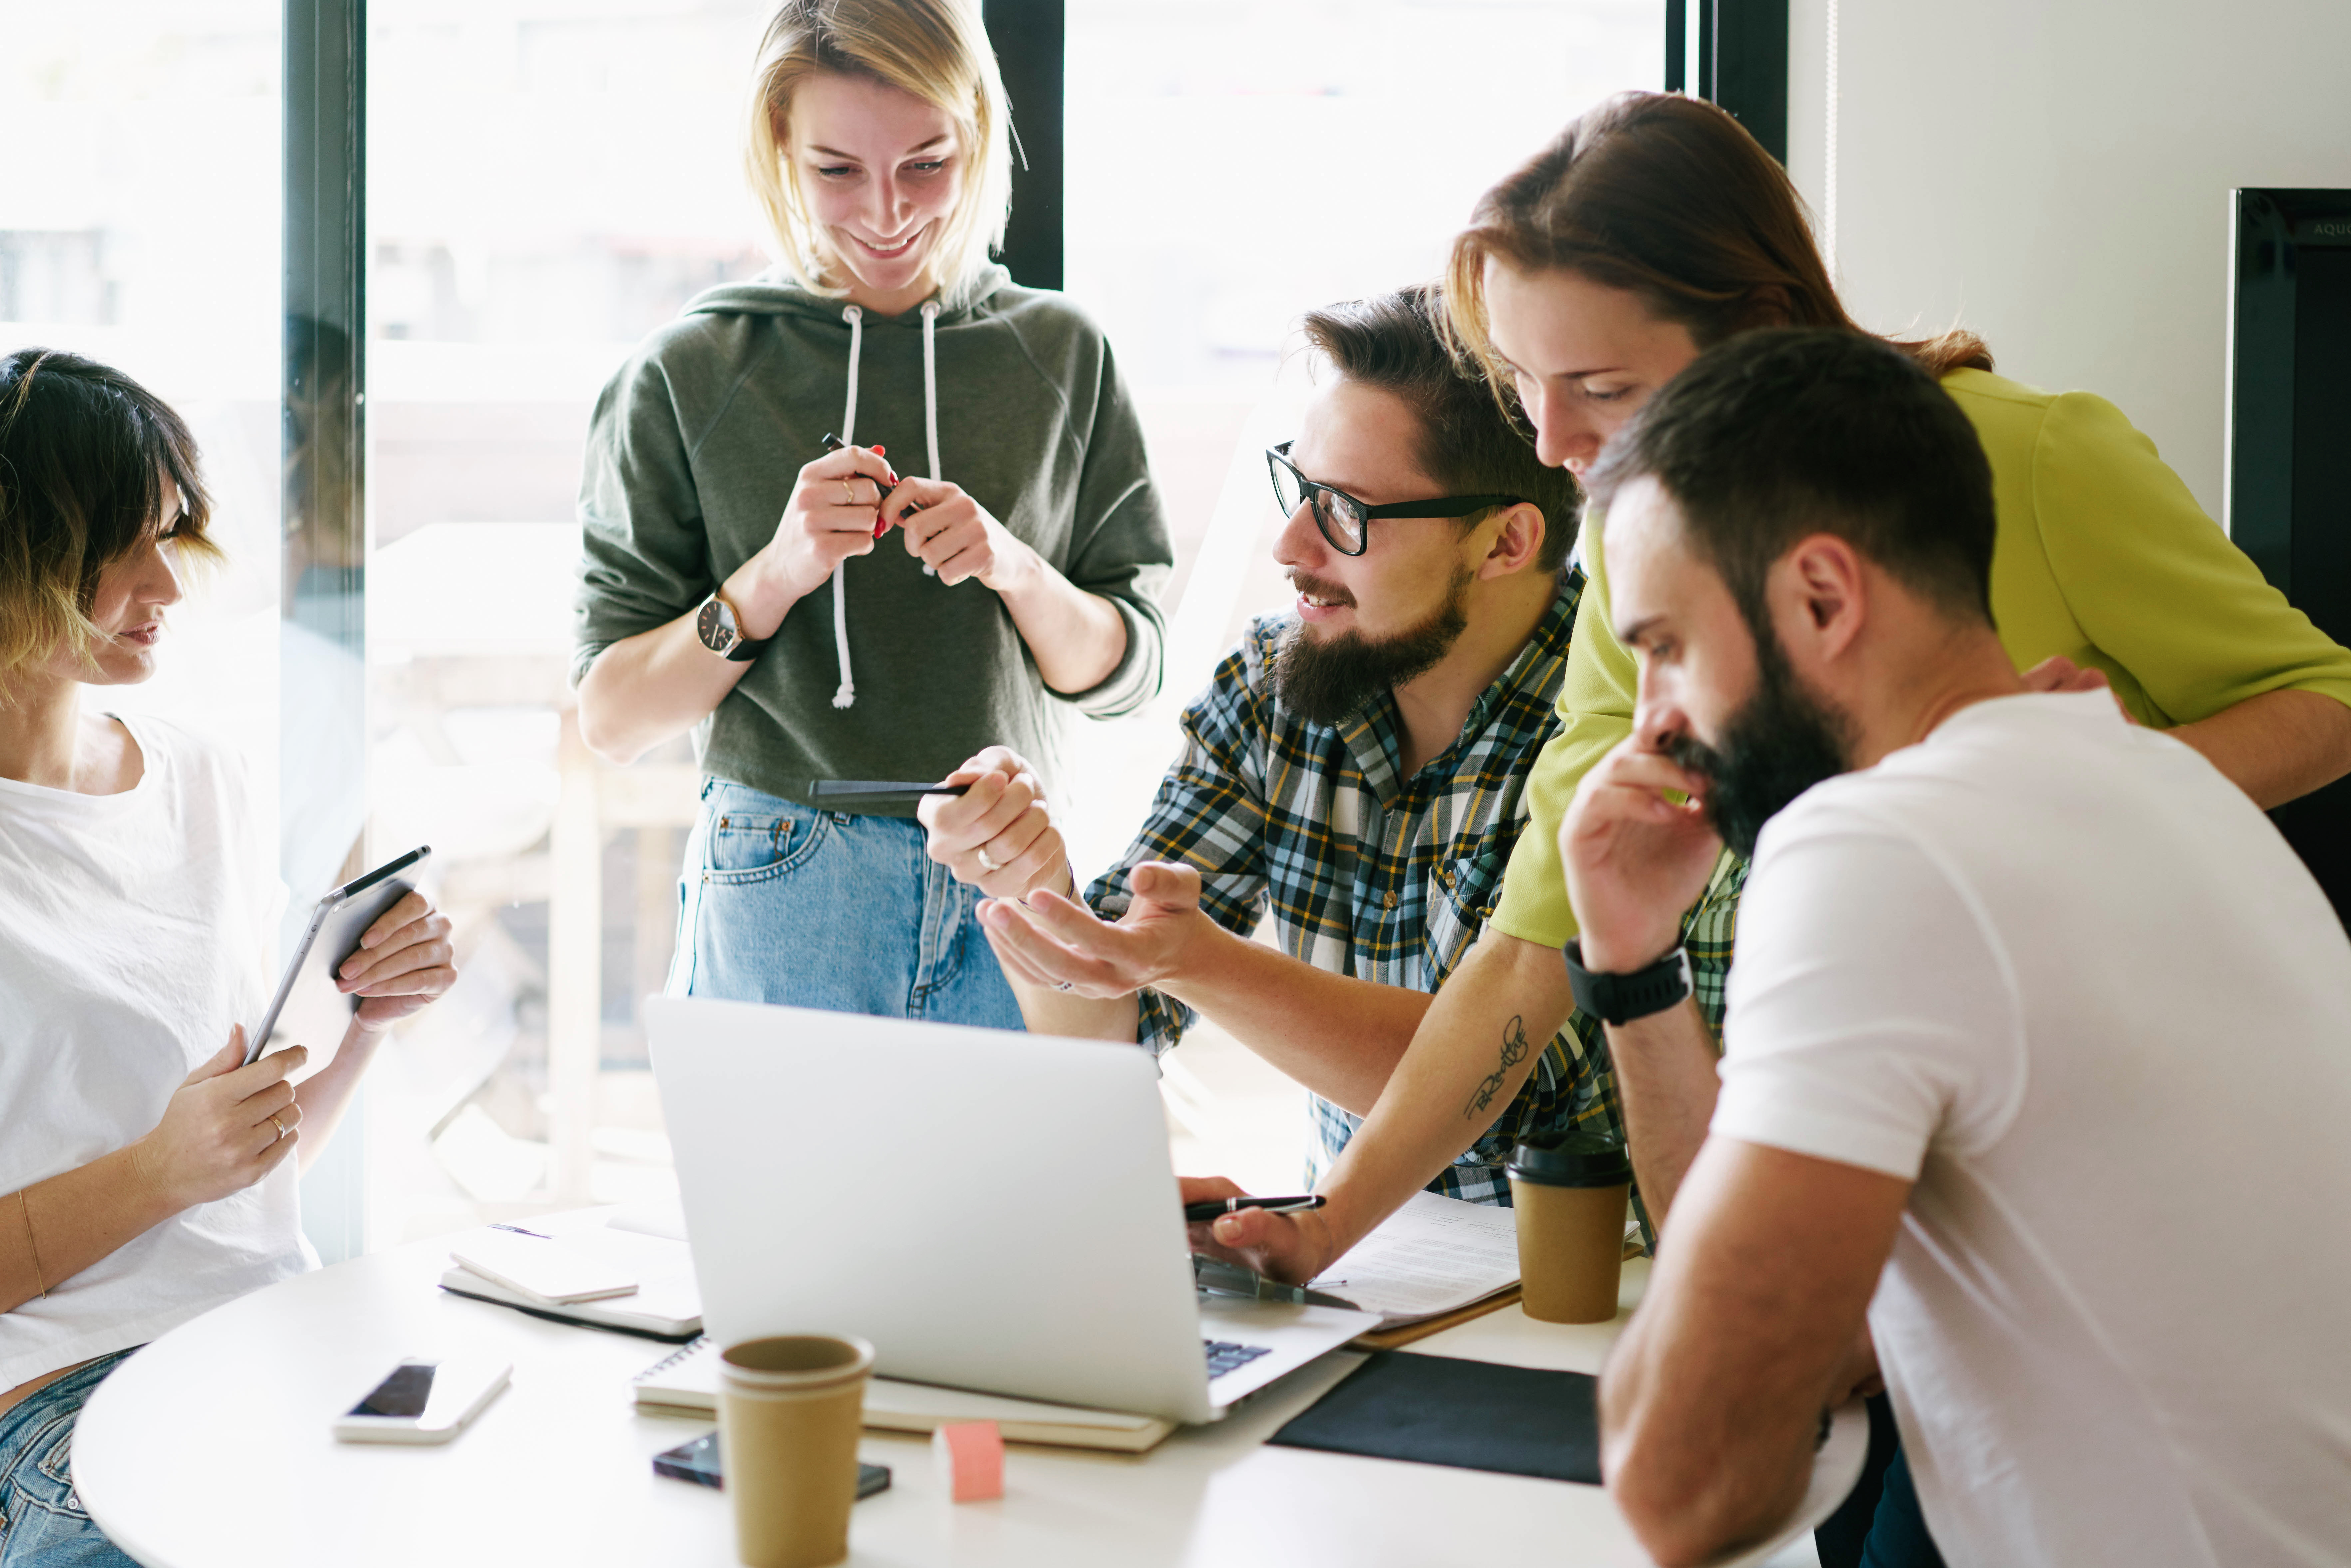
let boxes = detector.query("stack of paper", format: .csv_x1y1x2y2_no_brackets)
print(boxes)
631,1339,1174,1453
439,1224,703,1339
1303,1192,1527,1332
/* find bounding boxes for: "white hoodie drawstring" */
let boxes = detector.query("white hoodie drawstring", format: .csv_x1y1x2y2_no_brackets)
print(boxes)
830,305,864,708
829,298,944,710
920,301,942,568
926,303,945,479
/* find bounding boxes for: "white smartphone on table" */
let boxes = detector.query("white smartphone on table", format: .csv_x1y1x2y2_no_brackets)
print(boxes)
332,1356,510,1444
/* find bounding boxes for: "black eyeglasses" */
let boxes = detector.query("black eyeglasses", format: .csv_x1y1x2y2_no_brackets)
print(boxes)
1266,442,1525,557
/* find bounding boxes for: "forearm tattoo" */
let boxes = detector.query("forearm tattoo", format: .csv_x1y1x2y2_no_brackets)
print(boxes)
1463,1014,1530,1120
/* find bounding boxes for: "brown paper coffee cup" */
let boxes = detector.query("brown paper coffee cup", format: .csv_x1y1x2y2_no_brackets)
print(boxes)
1508,1129,1634,1324
717,1334,875,1568
1509,1177,1628,1323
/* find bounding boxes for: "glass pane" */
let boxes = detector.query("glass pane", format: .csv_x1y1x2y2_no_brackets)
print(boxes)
366,1,772,1240
0,4,284,796
1066,0,1661,1189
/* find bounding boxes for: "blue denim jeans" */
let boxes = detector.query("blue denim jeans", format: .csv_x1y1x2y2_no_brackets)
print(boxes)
669,779,1024,1030
0,1351,140,1568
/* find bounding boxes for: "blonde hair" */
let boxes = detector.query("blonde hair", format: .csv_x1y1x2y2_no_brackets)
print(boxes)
743,0,1013,308
0,348,220,687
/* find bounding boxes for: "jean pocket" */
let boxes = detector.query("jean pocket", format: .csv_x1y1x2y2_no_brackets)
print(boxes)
703,802,829,886
18,1408,91,1521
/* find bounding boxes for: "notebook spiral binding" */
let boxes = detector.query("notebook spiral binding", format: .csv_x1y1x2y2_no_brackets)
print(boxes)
634,1335,711,1383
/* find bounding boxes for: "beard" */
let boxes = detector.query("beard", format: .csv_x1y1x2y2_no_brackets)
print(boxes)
1665,624,1855,860
1271,563,1474,725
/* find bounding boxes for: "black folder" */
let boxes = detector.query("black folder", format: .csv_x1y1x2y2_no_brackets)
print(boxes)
1266,1351,1601,1485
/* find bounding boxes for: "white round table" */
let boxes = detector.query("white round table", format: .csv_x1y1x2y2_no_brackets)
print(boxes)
73,1215,1862,1568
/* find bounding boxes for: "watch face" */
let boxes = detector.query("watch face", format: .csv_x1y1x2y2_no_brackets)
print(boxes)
697,596,736,653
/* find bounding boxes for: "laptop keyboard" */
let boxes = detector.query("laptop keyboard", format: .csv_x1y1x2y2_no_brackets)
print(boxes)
1202,1339,1274,1380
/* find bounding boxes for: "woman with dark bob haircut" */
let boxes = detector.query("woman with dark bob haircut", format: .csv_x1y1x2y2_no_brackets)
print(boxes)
0,349,456,1566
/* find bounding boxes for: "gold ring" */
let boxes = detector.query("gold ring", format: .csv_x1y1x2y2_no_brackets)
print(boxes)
840,478,855,506
269,1112,288,1141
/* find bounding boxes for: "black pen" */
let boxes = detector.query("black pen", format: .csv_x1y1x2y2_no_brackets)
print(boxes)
806,779,972,800
1183,1194,1326,1223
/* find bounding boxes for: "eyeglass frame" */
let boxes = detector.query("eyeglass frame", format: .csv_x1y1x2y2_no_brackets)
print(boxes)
1265,442,1529,557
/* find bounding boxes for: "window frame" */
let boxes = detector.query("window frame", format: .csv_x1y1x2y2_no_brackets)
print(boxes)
1666,0,1790,164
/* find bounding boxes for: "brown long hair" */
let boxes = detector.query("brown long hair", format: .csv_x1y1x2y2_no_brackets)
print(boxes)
1442,93,1990,393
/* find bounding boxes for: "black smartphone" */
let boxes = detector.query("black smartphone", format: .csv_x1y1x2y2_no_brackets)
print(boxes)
652,1431,890,1498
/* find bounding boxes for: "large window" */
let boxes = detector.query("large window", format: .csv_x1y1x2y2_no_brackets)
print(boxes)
0,5,283,794
362,2,775,1242
1062,0,1661,1188
0,3,322,1204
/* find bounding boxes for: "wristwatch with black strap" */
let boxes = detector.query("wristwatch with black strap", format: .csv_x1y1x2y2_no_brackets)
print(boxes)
1561,940,1693,1027
695,591,769,663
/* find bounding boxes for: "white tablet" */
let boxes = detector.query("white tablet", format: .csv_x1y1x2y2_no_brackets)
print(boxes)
245,845,432,1065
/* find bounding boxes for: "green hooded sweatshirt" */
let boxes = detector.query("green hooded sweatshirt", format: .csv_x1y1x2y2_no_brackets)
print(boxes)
573,264,1173,813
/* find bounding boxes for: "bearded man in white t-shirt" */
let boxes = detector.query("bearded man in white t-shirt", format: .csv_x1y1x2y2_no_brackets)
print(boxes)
1557,327,2351,1567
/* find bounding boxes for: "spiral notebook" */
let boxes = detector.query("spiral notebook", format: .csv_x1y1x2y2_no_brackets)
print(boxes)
631,1339,1175,1453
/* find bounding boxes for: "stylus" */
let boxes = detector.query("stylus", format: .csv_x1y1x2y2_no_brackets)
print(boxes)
1183,1194,1327,1223
807,780,972,799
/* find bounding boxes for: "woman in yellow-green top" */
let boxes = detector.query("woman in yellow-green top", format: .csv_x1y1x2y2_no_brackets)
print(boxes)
1196,89,2351,1568
1454,96,2351,954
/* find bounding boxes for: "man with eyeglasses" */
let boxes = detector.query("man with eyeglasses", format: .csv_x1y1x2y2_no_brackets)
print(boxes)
920,286,1688,1206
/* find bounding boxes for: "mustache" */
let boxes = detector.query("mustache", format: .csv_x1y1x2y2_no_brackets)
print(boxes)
1663,730,1722,783
1287,571,1356,608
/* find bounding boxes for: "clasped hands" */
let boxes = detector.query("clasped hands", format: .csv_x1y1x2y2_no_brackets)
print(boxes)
917,748,1209,997
752,445,1042,613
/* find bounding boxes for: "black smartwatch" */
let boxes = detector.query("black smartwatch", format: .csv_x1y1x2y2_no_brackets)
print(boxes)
695,592,769,663
1561,940,1692,1027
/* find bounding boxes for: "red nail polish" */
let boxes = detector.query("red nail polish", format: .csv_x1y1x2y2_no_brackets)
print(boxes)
871,444,885,455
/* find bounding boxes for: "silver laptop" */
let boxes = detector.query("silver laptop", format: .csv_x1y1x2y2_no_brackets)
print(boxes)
645,996,1378,1424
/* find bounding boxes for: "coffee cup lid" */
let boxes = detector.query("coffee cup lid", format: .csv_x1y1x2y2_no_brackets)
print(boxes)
1507,1130,1633,1188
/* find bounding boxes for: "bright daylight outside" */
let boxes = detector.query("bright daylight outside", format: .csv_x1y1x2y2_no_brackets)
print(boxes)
0,0,1659,1252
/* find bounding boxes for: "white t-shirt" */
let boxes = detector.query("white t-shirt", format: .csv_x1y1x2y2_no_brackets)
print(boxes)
1712,692,2351,1567
0,713,310,1389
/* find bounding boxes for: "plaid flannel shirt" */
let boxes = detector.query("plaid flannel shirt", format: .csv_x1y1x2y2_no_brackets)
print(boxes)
1087,570,1743,1206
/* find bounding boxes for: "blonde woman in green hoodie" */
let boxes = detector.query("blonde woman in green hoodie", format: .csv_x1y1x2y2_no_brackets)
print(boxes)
573,0,1171,1027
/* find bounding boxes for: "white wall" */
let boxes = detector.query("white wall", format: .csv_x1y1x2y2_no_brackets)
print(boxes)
1785,0,2351,523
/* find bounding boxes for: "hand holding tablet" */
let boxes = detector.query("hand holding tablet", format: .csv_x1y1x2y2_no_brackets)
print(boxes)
245,846,449,1065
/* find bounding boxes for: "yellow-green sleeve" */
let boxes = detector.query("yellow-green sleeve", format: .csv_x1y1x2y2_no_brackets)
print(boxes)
2032,391,2351,724
1490,527,1639,946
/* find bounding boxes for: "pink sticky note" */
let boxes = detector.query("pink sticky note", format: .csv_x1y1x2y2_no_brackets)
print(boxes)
931,1420,1004,1502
